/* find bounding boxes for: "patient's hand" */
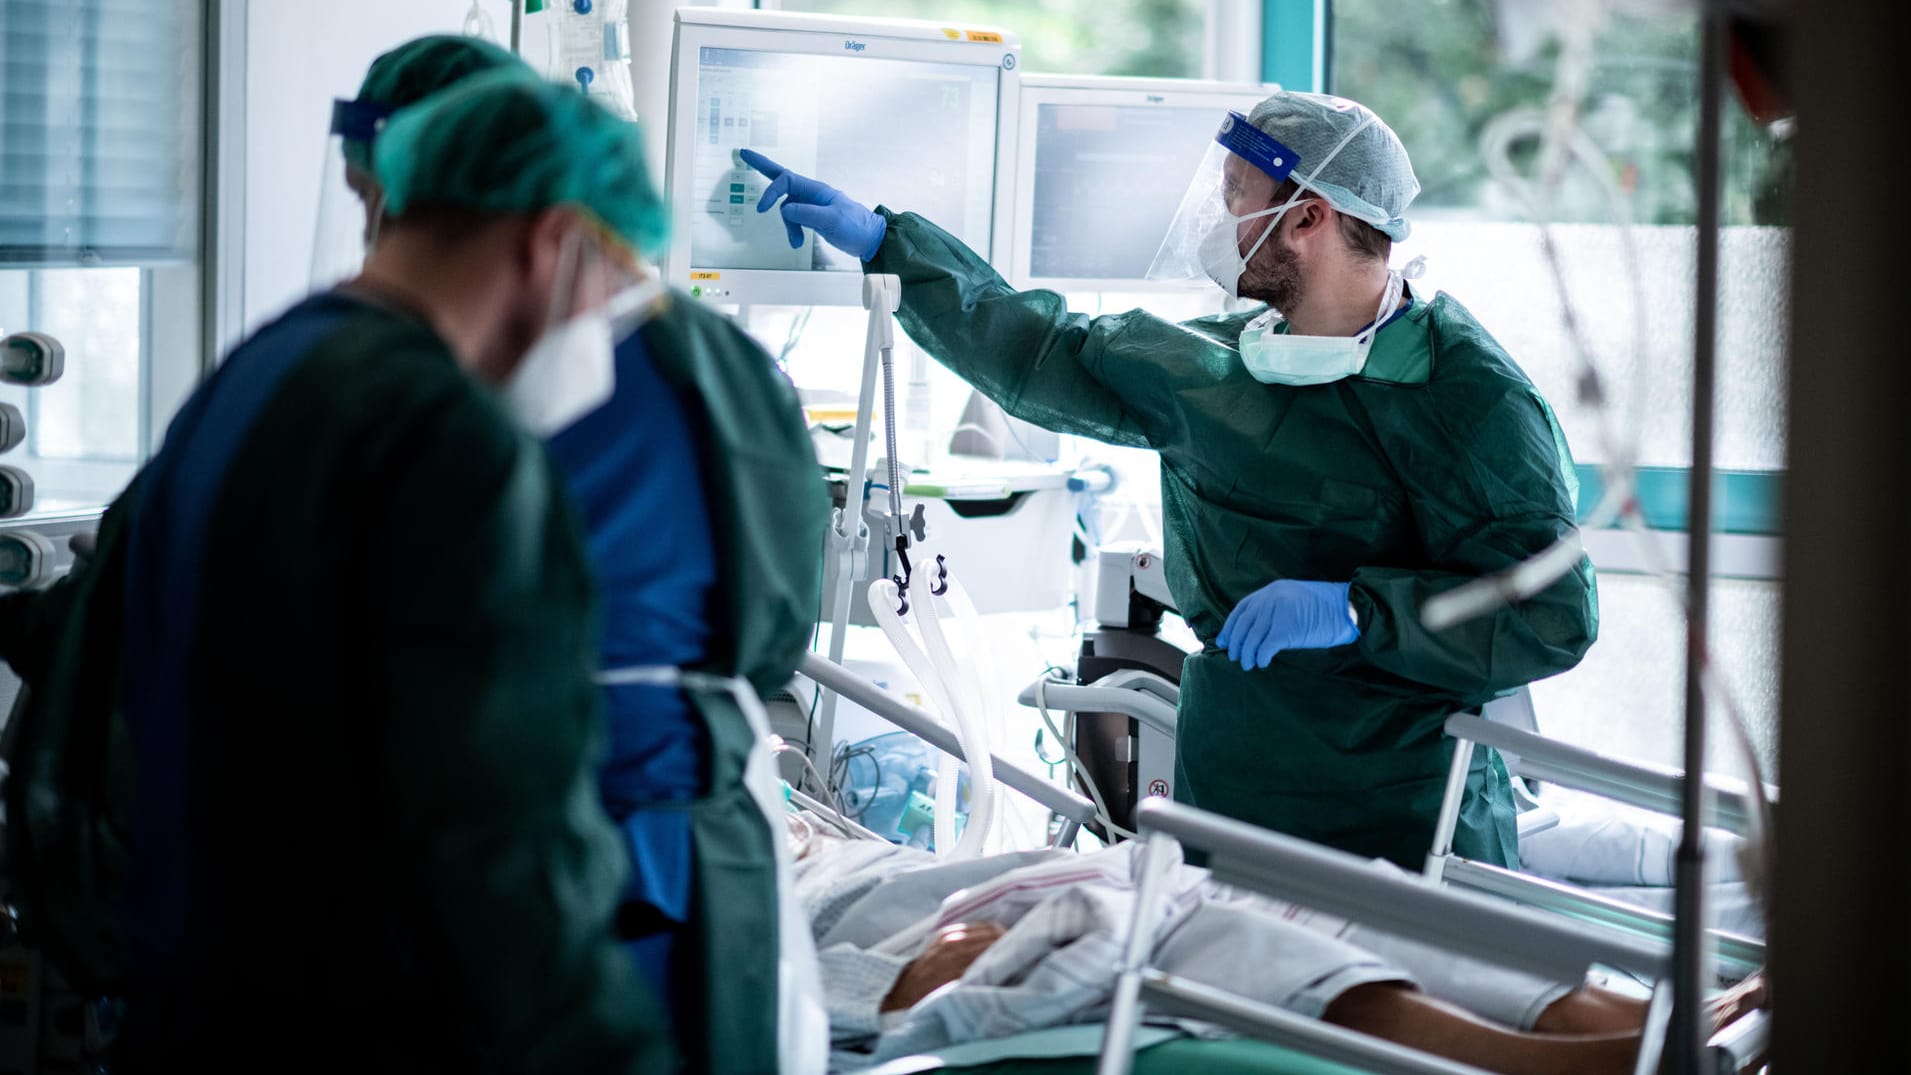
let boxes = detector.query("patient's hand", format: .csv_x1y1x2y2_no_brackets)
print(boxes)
881,921,1007,1012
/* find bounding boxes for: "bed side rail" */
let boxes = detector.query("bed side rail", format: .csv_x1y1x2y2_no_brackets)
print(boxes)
1139,798,1669,984
1444,714,1775,836
1438,857,1766,978
1014,671,1179,738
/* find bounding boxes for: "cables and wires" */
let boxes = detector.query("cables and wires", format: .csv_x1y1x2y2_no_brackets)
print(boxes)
776,304,813,371
1030,671,1138,844
828,739,881,821
1428,7,1775,938
1424,103,1649,630
787,642,827,796
773,737,846,819
462,0,497,41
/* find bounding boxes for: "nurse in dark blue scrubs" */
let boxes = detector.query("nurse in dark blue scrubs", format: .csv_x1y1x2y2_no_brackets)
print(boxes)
542,329,718,1016
540,294,831,1074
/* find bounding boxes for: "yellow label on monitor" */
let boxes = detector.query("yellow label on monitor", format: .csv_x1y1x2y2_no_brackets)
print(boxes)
941,28,961,40
965,30,1003,43
689,271,721,281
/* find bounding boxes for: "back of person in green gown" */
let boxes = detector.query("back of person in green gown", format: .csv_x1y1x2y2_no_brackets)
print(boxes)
311,35,835,1071
0,70,678,1072
739,90,1598,870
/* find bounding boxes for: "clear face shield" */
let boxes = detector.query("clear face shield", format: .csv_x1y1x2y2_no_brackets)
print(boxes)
1147,110,1379,299
1146,112,1304,294
311,98,396,292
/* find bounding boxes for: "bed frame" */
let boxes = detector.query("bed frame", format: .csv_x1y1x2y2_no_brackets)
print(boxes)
1097,798,1768,1075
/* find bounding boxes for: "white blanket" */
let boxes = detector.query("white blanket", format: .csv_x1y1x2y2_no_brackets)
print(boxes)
1519,791,1767,940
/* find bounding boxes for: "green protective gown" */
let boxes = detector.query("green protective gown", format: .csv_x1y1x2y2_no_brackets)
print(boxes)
631,296,832,1073
866,210,1598,869
0,295,673,1072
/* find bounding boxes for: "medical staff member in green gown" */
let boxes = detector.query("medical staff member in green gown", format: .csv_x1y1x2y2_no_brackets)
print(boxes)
309,35,832,1070
741,91,1598,869
308,34,526,289
0,72,675,1071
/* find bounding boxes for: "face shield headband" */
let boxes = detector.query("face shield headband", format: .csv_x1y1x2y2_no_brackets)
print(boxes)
310,98,400,292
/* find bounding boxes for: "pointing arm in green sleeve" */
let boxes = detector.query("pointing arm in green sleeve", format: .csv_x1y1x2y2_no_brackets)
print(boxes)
866,208,1199,451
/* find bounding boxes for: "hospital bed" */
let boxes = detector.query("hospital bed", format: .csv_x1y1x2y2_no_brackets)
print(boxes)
797,658,1769,1075
1096,798,1770,1075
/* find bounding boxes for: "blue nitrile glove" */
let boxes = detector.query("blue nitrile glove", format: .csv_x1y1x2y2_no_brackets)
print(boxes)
740,149,888,260
1215,580,1360,671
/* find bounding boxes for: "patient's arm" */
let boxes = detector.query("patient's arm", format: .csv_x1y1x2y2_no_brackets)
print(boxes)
815,919,1007,1042
1325,984,1639,1075
882,922,1007,1012
1530,973,1766,1037
1322,974,1768,1075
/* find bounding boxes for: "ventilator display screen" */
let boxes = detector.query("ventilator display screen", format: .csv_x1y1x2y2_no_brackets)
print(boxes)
1027,103,1219,281
688,47,999,274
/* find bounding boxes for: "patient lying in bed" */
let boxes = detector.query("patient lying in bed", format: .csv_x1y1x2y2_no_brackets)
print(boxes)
789,812,1764,1075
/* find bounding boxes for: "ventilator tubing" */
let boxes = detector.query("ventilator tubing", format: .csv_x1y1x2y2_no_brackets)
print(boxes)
913,572,999,854
935,572,1029,851
911,576,966,856
869,564,998,859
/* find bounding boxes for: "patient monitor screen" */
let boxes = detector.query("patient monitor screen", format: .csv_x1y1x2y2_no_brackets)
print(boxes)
690,47,999,273
1028,103,1219,281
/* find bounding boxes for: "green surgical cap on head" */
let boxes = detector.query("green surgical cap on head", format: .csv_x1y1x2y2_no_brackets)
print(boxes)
342,35,524,172
373,68,669,259
1247,90,1420,241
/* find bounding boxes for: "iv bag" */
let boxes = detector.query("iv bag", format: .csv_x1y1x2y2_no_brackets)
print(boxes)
552,0,636,120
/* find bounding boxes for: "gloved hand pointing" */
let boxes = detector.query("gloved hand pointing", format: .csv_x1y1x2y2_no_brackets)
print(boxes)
740,149,888,261
1215,579,1360,671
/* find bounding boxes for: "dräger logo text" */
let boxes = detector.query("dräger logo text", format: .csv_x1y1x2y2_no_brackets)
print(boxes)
844,39,867,52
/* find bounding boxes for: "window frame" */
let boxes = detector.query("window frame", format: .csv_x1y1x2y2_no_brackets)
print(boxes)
0,0,223,533
1307,0,1785,561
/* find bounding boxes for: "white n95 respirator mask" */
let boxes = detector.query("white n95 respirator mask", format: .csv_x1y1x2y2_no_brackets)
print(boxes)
501,234,664,437
1198,196,1307,301
502,307,617,436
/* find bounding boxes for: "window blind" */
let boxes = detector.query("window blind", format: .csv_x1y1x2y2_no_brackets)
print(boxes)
0,0,200,266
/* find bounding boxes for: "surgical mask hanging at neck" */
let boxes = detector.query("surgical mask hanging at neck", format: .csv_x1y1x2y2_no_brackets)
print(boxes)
605,275,670,341
1239,256,1425,386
